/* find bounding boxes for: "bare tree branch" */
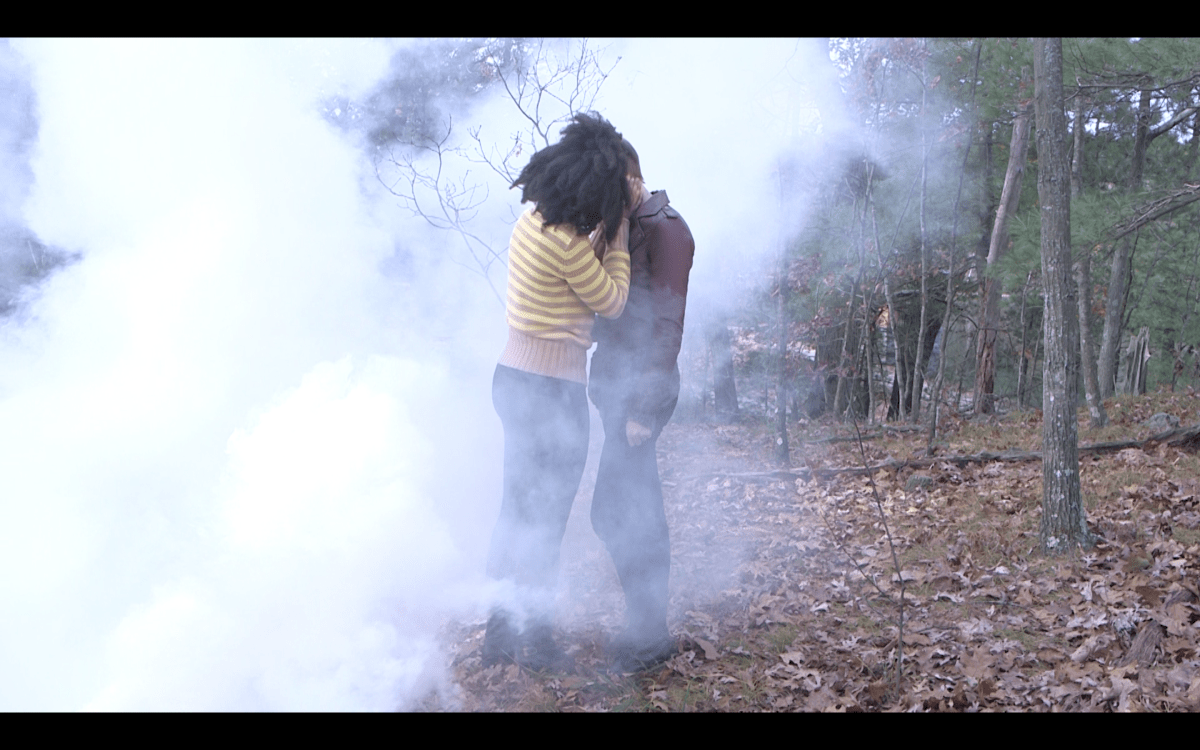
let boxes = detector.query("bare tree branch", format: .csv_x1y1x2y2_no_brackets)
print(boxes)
1149,105,1198,139
1110,183,1200,242
370,39,620,307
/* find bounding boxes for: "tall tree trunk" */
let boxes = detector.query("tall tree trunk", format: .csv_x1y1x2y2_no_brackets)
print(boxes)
866,296,878,425
1016,270,1035,410
871,190,905,422
928,265,956,448
1098,237,1134,398
833,272,860,419
1033,37,1091,552
1076,242,1108,427
1129,86,1153,192
976,97,1033,413
775,167,790,465
1170,247,1200,392
835,183,876,421
776,252,789,465
1071,89,1107,427
912,46,930,425
978,117,996,259
1100,88,1164,396
970,112,994,409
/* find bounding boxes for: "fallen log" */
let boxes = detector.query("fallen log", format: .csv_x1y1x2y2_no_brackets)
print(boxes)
798,425,927,445
681,423,1200,482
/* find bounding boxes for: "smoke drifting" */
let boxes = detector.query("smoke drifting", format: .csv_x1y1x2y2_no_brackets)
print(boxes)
599,39,852,285
0,38,501,711
0,38,847,710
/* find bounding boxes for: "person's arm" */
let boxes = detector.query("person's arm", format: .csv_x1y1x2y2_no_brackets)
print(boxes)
563,219,630,319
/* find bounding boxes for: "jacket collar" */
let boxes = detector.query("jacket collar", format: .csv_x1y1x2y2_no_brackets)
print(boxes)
632,190,669,220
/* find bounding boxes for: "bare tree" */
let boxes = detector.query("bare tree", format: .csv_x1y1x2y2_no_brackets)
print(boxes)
910,43,930,426
467,39,618,184
374,118,509,302
370,39,620,304
975,95,1032,414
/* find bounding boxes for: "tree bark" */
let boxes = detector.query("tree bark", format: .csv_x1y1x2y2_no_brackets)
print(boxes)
1098,237,1134,398
1076,241,1108,427
912,53,929,426
975,97,1033,414
776,182,790,465
1129,86,1153,192
871,197,905,422
833,270,861,420
1033,37,1091,552
1016,269,1036,410
1070,87,1106,427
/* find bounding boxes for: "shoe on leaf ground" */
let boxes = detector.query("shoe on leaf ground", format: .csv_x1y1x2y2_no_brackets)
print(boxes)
608,630,677,673
481,616,575,673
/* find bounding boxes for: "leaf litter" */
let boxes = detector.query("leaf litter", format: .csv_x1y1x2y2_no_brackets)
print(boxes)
417,392,1200,711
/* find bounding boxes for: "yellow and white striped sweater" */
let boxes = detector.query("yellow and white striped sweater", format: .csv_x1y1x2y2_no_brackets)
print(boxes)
498,208,630,384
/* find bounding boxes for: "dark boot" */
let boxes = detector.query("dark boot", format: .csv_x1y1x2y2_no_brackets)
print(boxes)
520,622,576,673
481,612,519,667
608,626,676,673
609,555,671,672
483,613,574,673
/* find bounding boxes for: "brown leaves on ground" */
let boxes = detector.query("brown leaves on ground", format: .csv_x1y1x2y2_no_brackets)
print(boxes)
420,392,1200,712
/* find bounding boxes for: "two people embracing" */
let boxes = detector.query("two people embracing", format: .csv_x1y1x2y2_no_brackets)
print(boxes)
483,112,695,674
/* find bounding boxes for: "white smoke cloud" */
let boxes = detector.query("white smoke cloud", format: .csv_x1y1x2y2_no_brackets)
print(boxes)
0,38,503,711
87,356,467,711
599,38,848,280
0,37,847,711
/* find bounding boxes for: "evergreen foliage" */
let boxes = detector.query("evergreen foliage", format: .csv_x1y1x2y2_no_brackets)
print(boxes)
778,38,1200,423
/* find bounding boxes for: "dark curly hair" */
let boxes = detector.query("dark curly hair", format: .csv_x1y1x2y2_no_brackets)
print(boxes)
511,113,630,243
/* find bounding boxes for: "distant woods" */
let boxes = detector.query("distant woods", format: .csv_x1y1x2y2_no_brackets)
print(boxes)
723,38,1200,452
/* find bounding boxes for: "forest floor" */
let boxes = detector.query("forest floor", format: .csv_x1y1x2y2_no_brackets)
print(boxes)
420,390,1200,712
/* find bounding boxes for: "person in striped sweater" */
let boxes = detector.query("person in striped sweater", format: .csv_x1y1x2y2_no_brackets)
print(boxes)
483,113,634,671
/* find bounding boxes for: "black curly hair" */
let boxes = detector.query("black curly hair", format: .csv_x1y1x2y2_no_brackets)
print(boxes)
511,112,630,243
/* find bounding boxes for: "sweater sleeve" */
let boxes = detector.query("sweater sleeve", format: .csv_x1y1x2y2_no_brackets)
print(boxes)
562,220,630,320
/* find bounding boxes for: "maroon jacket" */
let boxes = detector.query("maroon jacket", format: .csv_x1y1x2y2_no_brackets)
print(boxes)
589,190,695,426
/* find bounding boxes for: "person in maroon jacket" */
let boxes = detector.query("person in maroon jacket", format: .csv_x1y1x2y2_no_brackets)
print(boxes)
588,140,695,672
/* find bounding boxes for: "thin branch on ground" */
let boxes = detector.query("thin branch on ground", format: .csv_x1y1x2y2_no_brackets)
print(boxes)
849,410,907,699
803,452,898,605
